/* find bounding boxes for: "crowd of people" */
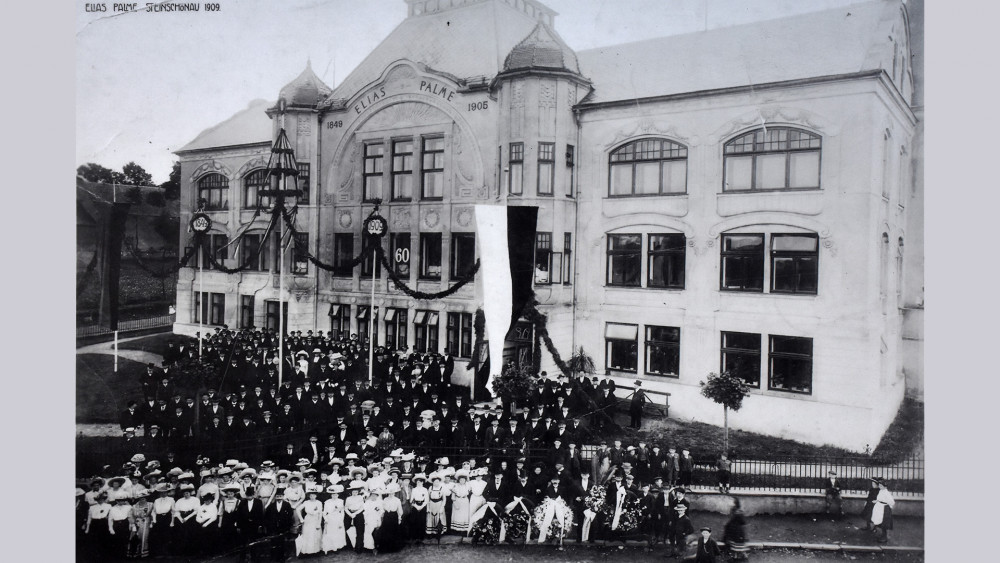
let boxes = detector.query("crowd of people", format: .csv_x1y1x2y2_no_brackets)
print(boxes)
77,327,896,560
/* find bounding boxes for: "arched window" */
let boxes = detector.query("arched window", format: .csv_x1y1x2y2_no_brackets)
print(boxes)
243,169,272,209
609,138,687,196
197,173,229,211
723,127,821,191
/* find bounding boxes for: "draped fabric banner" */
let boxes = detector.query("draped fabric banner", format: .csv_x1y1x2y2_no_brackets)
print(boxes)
474,205,513,398
97,202,132,330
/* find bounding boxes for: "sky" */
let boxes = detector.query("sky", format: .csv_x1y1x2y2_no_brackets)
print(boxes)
76,0,867,184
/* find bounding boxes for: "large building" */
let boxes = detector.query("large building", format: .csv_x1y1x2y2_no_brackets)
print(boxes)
174,0,922,452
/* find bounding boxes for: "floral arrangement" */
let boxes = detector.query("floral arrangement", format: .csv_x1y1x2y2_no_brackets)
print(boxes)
531,497,574,540
584,485,606,513
470,511,502,544
501,508,531,541
599,494,641,533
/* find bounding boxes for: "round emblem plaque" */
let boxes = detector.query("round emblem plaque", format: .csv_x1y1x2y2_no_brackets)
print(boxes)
364,215,388,239
190,213,212,234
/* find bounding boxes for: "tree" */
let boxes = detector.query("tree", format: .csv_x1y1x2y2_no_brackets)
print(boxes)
700,372,751,454
491,363,535,411
566,346,596,379
77,162,116,183
160,161,181,200
122,161,154,186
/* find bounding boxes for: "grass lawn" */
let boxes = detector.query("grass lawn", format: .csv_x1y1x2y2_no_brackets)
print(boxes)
117,332,181,356
76,354,145,423
871,397,924,461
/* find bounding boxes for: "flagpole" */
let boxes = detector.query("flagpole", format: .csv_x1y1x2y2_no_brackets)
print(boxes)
368,245,376,385
278,204,285,390
198,244,203,361
113,181,119,372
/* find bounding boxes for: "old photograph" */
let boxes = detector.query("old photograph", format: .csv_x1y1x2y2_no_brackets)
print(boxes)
75,0,925,561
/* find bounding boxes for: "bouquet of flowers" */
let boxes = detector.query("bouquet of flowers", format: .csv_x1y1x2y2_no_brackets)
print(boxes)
532,497,574,540
584,485,606,513
470,513,501,544
599,494,641,533
501,509,531,541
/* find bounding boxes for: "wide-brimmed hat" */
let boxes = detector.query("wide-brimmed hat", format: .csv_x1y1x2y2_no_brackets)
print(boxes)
350,467,368,480
326,484,345,494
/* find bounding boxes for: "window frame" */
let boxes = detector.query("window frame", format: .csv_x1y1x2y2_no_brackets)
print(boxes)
240,233,269,272
391,232,411,277
565,144,575,197
446,312,473,358
419,233,442,280
720,331,762,388
361,238,382,278
720,233,765,292
421,136,445,200
202,234,229,271
357,306,379,346
413,310,439,353
363,142,385,203
537,142,555,196
239,295,254,329
292,232,309,275
296,162,311,205
384,308,408,350
508,142,524,195
723,127,822,192
606,233,642,287
391,138,414,201
194,292,226,326
768,335,814,394
450,233,476,279
243,169,272,209
328,304,351,340
332,233,355,278
534,232,553,285
647,233,686,289
605,322,639,373
197,173,229,211
769,233,819,295
608,138,688,197
562,232,572,285
264,300,288,333
644,325,680,377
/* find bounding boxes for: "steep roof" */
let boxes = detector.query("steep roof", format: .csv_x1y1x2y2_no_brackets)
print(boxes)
279,61,332,108
576,1,901,104
502,22,579,74
327,0,542,101
176,99,273,153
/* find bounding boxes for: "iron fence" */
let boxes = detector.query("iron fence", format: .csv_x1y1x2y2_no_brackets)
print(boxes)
76,313,175,338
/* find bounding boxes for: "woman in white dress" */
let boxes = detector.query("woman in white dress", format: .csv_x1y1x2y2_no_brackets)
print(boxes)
450,469,472,535
362,488,384,551
294,488,324,556
285,475,306,530
321,484,347,553
467,468,488,533
426,473,448,539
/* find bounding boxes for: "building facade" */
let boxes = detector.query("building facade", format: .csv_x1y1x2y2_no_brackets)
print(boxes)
175,0,922,452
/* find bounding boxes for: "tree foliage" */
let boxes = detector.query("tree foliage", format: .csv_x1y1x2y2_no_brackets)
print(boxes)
77,162,117,183
491,363,536,408
700,371,751,412
78,161,155,186
160,161,181,200
566,346,596,377
122,161,154,186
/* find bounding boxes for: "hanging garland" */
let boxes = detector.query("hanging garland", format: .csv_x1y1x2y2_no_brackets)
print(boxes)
196,211,281,274
467,307,486,372
521,298,573,378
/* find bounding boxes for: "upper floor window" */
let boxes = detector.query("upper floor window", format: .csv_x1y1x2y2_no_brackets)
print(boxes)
296,162,310,205
363,142,384,202
538,142,555,196
535,233,553,285
565,145,575,197
202,234,228,270
333,233,354,277
292,232,309,275
240,233,269,272
609,138,687,196
723,127,821,192
720,232,818,295
606,234,642,287
420,233,442,280
391,139,414,201
648,234,686,289
422,137,445,199
243,169,272,209
451,233,476,278
508,142,524,195
197,173,229,211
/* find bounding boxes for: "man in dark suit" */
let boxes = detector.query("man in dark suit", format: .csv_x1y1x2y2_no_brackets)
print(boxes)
263,488,295,560
693,526,722,562
824,470,843,517
485,471,511,505
441,351,455,386
237,488,266,548
120,401,142,433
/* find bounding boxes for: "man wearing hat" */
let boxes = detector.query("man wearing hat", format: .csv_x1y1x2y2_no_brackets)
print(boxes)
693,526,722,562
824,470,843,517
668,503,695,558
629,380,648,429
263,487,294,560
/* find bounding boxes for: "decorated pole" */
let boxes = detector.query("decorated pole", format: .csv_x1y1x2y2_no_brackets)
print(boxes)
278,210,285,389
113,182,119,372
363,203,386,386
189,210,212,362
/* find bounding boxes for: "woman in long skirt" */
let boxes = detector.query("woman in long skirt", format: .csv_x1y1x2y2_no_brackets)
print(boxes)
108,494,133,559
217,484,242,553
450,470,472,534
426,473,448,539
363,489,384,551
148,485,175,557
376,484,406,553
870,481,896,544
407,474,429,543
171,484,199,556
127,490,153,558
194,494,220,555
344,483,366,552
295,489,324,556
722,498,749,561
467,469,487,531
83,492,112,561
321,485,347,554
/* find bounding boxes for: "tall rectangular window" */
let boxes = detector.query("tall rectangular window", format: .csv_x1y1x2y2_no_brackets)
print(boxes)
721,331,761,388
413,310,439,353
240,234,269,272
296,162,311,205
391,139,414,200
645,326,680,377
566,145,575,197
239,295,255,329
605,323,638,372
391,233,411,276
451,233,476,278
770,234,818,294
361,238,382,278
357,306,378,346
446,312,473,357
534,233,552,285
197,174,229,211
202,234,228,270
537,142,554,195
720,234,764,291
384,308,408,350
769,335,813,393
194,292,225,325
292,232,309,275
420,233,442,280
328,304,351,340
562,233,572,284
606,234,641,287
363,142,384,202
648,234,686,289
264,300,288,333
333,234,354,277
243,169,272,209
509,142,523,195
422,136,445,199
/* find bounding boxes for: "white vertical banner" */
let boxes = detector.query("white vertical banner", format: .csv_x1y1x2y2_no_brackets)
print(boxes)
475,205,512,397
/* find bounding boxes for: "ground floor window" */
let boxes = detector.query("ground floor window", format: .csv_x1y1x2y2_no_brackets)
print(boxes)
414,310,439,353
357,306,378,346
446,312,473,358
769,335,813,393
239,295,254,329
264,300,287,332
328,304,351,340
384,308,408,351
645,325,680,377
605,322,638,372
720,331,761,387
194,292,226,325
